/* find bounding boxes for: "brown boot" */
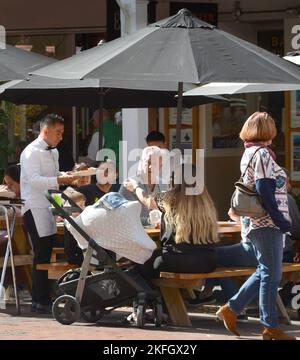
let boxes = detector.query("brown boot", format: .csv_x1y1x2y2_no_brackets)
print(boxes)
216,304,240,336
262,327,297,340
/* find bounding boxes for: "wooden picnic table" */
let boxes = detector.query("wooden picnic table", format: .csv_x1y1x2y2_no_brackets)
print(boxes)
56,221,241,237
43,221,242,281
0,212,33,291
56,222,162,239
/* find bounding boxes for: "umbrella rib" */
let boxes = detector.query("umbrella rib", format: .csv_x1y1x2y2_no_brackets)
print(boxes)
186,31,201,84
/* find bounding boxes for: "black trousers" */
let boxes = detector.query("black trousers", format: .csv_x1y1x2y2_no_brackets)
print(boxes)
137,245,218,280
23,210,55,305
64,227,83,265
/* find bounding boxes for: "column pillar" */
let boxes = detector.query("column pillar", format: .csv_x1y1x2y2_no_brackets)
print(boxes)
118,0,149,179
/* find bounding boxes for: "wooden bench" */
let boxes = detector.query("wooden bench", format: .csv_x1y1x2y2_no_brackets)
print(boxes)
37,262,77,279
0,254,33,268
36,247,77,279
50,247,65,262
152,263,300,327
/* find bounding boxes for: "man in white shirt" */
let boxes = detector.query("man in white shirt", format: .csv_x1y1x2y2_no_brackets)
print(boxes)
20,114,79,313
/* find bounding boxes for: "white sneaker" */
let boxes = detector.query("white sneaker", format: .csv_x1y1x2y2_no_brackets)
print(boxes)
18,289,32,303
4,285,14,301
5,286,32,304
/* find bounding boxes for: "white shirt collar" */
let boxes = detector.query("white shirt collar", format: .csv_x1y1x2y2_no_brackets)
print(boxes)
35,135,50,150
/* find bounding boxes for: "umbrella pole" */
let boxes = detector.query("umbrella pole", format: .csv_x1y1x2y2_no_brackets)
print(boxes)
98,89,104,156
176,82,183,152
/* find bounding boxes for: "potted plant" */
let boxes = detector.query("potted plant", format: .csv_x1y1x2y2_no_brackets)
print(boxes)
0,108,14,179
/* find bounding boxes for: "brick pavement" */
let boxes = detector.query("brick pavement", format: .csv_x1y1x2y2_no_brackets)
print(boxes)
0,304,299,340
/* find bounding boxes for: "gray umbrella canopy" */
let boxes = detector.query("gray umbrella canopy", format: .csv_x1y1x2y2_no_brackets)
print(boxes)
0,43,55,81
33,9,300,90
30,8,300,150
0,76,226,108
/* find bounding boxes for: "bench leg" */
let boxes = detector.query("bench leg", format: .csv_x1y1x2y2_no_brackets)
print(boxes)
276,293,291,325
159,286,192,327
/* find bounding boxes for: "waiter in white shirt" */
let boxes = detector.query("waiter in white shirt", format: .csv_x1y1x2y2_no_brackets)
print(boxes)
20,114,79,314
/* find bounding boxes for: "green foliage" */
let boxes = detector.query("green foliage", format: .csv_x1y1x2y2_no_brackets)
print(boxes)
0,168,4,184
0,109,14,171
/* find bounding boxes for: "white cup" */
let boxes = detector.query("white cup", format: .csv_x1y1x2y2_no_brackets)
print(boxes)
149,209,161,227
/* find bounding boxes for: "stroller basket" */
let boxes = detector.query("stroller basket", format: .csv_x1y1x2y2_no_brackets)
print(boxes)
58,268,137,309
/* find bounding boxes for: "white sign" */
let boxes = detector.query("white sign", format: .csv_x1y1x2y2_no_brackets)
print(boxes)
0,25,5,48
169,107,193,125
291,132,300,181
291,90,300,128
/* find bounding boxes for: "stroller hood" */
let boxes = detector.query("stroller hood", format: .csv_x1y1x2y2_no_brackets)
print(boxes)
67,199,157,264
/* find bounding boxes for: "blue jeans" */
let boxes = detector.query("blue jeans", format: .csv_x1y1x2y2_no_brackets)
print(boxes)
206,242,257,300
228,227,283,328
207,242,293,301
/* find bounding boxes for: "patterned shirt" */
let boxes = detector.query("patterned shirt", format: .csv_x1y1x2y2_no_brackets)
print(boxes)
240,146,289,237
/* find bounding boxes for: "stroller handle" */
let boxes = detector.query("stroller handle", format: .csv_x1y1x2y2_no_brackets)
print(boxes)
45,189,93,245
47,189,80,209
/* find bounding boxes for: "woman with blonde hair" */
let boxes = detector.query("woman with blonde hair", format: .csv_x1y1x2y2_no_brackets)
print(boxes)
217,112,296,340
123,164,219,276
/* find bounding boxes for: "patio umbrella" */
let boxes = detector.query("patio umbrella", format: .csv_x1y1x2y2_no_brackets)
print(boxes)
32,8,300,148
32,9,300,87
0,76,226,108
0,43,55,81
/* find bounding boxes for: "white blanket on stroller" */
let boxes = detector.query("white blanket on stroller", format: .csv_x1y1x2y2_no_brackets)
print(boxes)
65,201,157,264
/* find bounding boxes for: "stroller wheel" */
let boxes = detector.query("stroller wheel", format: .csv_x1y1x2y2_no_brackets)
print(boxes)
81,309,104,323
154,303,163,327
136,304,146,328
52,295,80,325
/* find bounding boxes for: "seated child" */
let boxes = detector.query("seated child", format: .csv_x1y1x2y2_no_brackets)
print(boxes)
62,187,86,265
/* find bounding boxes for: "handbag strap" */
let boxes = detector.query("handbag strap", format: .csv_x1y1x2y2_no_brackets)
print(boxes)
241,146,264,179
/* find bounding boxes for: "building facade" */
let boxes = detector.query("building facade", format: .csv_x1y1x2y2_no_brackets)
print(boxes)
1,0,300,218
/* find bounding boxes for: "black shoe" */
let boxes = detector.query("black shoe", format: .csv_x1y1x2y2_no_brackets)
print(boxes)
36,303,52,314
187,294,216,307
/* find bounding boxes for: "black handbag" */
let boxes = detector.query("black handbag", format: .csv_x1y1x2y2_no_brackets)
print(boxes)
231,147,267,218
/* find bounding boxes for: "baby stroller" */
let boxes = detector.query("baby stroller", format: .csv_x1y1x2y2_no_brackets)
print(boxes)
46,190,163,328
